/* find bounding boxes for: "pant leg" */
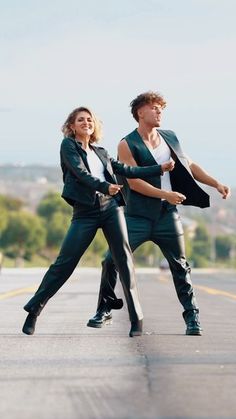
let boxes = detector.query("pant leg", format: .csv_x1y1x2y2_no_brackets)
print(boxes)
24,217,98,314
101,207,144,321
97,215,152,310
97,251,120,309
151,203,198,312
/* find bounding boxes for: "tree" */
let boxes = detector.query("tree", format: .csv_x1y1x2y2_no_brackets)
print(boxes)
0,208,8,234
46,211,70,248
183,228,192,260
215,235,235,260
89,230,108,256
37,191,71,220
0,194,24,236
0,195,24,211
134,242,161,266
37,192,72,256
79,229,108,266
190,223,211,267
1,211,46,262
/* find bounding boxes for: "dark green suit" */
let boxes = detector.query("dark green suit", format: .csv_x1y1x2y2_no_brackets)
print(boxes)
96,129,210,316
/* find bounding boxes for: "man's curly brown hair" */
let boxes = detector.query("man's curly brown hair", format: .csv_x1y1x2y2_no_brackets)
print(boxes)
130,91,166,122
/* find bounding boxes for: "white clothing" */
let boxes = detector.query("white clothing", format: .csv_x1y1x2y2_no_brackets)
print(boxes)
86,147,106,183
149,135,172,192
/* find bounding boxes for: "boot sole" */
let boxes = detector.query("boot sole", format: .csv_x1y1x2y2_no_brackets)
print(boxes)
22,327,35,335
186,330,202,336
129,331,142,337
87,318,112,328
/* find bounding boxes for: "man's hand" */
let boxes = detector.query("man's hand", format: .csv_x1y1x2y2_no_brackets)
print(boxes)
108,184,123,196
161,159,175,173
216,183,231,199
164,191,186,205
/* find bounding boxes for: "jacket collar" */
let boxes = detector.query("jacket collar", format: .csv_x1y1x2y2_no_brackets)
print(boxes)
70,137,91,171
133,130,159,166
90,144,110,171
158,130,192,174
133,129,192,175
70,137,113,178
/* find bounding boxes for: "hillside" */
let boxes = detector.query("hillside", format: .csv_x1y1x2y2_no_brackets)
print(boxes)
0,164,235,233
0,164,62,210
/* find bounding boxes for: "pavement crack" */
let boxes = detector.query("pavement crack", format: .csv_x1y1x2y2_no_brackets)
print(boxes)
136,339,153,396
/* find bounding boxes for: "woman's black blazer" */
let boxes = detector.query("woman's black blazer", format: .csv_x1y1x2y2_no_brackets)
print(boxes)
60,137,162,207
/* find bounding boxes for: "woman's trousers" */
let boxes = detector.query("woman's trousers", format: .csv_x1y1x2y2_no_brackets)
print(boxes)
24,194,143,322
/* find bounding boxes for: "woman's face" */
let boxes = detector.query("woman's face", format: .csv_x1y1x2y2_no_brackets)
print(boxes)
71,111,95,138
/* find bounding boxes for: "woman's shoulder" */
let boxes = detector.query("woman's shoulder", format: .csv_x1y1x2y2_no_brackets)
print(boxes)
91,144,108,154
60,137,78,150
92,144,105,150
61,136,74,143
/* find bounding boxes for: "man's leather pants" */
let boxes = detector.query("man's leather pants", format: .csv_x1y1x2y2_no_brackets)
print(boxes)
97,201,199,314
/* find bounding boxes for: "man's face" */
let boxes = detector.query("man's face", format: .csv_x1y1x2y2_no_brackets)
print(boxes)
138,102,162,127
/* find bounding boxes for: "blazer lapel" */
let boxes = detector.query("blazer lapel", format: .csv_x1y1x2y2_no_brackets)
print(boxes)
73,139,91,172
91,145,117,182
158,130,192,175
133,130,159,166
92,145,115,177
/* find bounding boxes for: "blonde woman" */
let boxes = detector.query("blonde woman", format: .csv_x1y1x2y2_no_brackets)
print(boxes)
22,106,174,337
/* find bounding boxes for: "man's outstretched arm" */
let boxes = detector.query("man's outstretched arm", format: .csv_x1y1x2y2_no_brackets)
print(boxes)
189,161,230,199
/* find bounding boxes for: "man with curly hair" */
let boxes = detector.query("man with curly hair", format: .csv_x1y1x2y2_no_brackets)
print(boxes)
87,91,230,336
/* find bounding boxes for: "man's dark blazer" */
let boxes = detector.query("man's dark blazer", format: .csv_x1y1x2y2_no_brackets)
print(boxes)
158,129,210,208
119,129,210,221
60,137,163,207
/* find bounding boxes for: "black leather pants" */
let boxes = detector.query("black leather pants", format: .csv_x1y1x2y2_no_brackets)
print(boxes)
97,201,199,313
24,194,143,322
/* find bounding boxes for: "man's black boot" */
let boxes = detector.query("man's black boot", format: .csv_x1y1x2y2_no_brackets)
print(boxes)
183,310,202,336
129,319,143,337
87,307,112,328
87,298,123,328
22,313,38,335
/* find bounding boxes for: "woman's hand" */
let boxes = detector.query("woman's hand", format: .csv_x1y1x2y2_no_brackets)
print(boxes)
108,184,123,196
161,159,175,173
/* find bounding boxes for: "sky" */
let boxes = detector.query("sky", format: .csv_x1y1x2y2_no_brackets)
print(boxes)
1,0,236,185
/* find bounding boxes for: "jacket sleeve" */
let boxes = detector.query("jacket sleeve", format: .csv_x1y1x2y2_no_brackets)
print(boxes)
110,157,163,178
60,139,111,194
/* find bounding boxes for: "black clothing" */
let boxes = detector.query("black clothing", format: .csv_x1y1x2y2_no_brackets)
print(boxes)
97,201,198,313
24,195,143,322
96,129,206,316
60,137,162,207
24,139,163,324
120,129,209,221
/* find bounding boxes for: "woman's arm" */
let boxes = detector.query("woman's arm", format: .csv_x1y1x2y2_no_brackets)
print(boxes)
112,140,168,197
110,140,174,179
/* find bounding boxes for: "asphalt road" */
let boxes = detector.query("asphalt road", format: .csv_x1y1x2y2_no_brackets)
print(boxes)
0,267,236,419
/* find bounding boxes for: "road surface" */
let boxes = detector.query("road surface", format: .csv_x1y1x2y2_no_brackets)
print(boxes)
0,267,236,419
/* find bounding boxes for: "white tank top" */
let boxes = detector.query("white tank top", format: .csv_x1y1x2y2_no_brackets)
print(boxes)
149,135,172,192
86,147,106,182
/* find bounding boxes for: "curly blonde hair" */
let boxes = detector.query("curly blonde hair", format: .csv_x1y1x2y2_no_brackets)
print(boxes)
130,91,166,122
61,107,102,143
